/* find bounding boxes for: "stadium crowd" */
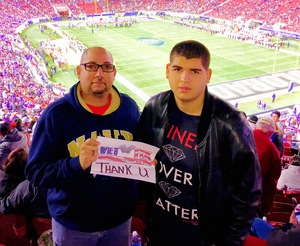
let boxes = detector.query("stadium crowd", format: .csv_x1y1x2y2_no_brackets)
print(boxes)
0,0,299,33
0,0,298,134
0,3,299,162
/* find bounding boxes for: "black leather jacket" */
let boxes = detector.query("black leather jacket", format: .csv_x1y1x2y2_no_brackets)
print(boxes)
135,88,262,246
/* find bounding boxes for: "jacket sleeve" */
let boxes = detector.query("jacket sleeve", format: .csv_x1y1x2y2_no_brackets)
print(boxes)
225,124,262,246
202,111,262,246
0,180,37,214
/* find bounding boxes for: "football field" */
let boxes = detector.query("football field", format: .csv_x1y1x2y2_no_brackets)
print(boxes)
22,17,300,115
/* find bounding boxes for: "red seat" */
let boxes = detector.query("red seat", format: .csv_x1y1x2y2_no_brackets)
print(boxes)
244,235,267,246
270,202,295,213
273,192,293,203
266,212,291,227
31,217,52,236
131,217,146,242
133,200,148,223
285,193,300,204
283,142,293,156
0,213,31,246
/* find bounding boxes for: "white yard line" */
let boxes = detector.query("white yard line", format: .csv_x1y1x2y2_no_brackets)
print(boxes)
116,73,150,102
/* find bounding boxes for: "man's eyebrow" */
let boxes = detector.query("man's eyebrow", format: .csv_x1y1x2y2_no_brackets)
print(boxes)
171,65,203,71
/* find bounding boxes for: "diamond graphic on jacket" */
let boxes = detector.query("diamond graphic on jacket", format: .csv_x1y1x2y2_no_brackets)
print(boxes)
162,144,186,162
159,181,182,199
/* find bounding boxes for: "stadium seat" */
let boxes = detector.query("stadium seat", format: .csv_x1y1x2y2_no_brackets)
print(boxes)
133,199,148,223
285,193,300,205
244,235,267,246
31,217,52,237
266,212,291,227
131,216,146,242
270,201,295,213
0,213,31,246
273,190,293,203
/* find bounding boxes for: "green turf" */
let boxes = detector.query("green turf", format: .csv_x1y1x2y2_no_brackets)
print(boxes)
22,17,300,114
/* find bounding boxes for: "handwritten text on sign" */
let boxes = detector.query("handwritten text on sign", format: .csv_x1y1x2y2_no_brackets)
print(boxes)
91,137,159,183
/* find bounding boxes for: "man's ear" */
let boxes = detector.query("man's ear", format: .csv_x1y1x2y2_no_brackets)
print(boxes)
166,63,170,79
76,65,81,78
206,68,212,84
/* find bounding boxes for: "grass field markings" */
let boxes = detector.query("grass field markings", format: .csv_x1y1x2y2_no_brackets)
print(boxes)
140,55,150,59
115,73,150,102
233,52,244,56
29,20,298,112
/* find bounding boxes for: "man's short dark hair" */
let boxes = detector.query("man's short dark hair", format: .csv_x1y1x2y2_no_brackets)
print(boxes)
273,110,281,118
170,40,211,69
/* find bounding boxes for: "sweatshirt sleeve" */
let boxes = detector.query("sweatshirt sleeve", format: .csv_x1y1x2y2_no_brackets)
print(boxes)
25,103,86,189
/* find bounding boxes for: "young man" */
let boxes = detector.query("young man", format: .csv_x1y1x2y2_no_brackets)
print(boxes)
272,110,284,134
135,40,261,246
25,47,140,246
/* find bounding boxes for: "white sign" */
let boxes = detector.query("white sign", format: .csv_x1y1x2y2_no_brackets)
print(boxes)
91,137,159,183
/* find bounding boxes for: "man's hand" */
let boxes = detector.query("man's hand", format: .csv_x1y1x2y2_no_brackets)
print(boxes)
79,138,100,171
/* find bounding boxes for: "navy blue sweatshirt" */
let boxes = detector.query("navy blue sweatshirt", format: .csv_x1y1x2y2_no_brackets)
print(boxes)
25,82,140,232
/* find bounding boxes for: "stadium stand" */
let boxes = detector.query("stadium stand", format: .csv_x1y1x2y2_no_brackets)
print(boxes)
77,2,103,14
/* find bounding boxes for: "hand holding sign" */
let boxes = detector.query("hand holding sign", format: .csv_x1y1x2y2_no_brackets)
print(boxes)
80,138,100,171
91,137,159,183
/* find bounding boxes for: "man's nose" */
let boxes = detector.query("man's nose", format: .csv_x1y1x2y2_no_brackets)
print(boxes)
95,67,104,76
180,70,191,82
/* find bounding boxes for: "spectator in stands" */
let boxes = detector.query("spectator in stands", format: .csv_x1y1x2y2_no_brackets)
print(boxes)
270,122,284,158
248,115,258,130
0,148,49,218
21,116,32,133
250,210,300,246
20,116,32,147
272,110,284,134
0,122,29,169
134,40,261,246
277,155,300,194
253,117,282,217
13,118,23,132
25,46,140,246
